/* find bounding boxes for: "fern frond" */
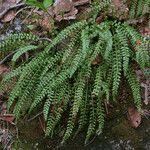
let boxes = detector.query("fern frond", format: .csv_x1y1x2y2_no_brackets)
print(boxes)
61,111,75,144
69,48,82,77
126,69,141,110
40,51,63,78
90,37,104,63
85,98,96,144
12,45,38,63
142,0,150,15
136,0,144,17
116,25,130,74
76,85,89,134
112,35,122,99
0,33,38,54
92,66,103,97
128,0,150,19
136,41,149,69
96,94,105,135
62,33,80,63
43,91,54,121
45,113,55,136
72,76,85,117
0,66,22,92
103,30,113,60
125,24,141,45
47,108,63,137
91,0,111,21
13,63,45,117
45,21,86,52
62,65,91,143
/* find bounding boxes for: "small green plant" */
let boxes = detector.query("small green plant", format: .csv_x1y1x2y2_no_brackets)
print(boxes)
0,0,149,144
25,0,53,10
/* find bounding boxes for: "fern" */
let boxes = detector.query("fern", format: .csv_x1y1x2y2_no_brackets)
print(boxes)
136,41,149,69
126,69,142,111
0,0,149,144
112,35,122,100
96,94,105,135
0,33,39,59
76,85,89,134
12,45,38,63
129,0,150,19
85,98,96,144
43,91,54,121
129,0,138,19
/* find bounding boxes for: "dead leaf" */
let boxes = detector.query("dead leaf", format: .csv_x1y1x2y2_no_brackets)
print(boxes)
96,15,103,24
55,7,78,21
113,0,121,7
0,0,23,22
52,0,90,21
33,8,44,16
73,0,90,6
91,56,100,65
127,106,141,128
1,10,15,22
0,65,9,75
0,0,16,13
53,0,73,15
36,16,54,31
139,27,150,36
0,114,15,124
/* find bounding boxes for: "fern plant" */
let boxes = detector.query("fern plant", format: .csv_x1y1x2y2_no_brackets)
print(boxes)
0,0,149,144
128,0,150,19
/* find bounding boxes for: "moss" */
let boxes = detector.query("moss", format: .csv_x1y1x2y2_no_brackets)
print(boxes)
111,119,141,144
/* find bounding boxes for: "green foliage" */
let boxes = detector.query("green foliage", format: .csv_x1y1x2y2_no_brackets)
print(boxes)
25,0,53,10
12,45,38,63
0,0,149,145
0,33,39,59
129,0,150,19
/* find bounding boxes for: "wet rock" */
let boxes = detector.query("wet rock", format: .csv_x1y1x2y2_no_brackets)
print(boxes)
14,18,22,31
110,140,135,150
111,119,141,144
89,142,112,150
87,138,135,150
0,18,22,41
0,23,4,29
144,141,150,150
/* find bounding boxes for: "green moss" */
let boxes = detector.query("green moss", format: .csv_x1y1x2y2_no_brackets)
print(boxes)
111,119,141,144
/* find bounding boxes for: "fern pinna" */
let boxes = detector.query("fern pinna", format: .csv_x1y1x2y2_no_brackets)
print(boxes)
129,0,150,19
0,0,150,144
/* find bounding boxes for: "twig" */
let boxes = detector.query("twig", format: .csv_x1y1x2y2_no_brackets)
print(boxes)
0,3,26,19
85,134,97,146
40,37,52,42
16,126,19,139
141,82,149,105
10,6,33,24
73,0,90,6
0,51,16,65
104,100,109,114
27,111,43,122
25,52,29,61
21,7,35,24
39,117,45,132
